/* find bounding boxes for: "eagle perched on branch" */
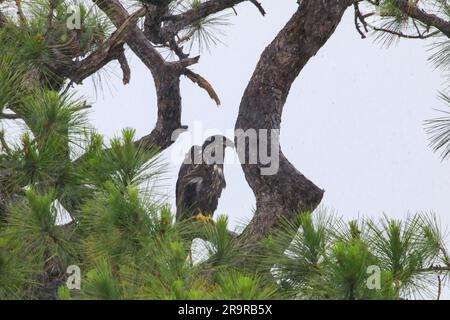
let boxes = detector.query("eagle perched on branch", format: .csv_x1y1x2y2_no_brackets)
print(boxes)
176,135,234,223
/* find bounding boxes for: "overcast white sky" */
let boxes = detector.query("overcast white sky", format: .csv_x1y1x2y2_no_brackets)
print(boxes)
78,0,450,296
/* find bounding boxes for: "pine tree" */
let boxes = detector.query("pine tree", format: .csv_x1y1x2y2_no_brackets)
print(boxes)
0,0,449,300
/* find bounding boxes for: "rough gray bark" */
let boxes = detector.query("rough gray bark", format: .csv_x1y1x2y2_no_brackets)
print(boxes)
236,0,353,249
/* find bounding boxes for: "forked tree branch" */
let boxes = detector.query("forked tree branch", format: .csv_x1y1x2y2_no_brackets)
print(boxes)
92,0,187,149
92,0,166,73
68,7,146,84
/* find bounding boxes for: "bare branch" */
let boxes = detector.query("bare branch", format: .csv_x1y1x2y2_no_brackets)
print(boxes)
69,7,146,84
169,55,200,71
419,266,450,273
354,2,368,39
118,51,131,85
92,0,166,74
14,0,27,25
249,0,266,16
161,0,264,36
184,69,221,106
372,26,439,39
394,0,450,38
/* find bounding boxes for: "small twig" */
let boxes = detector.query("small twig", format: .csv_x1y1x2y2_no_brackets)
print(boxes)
47,31,78,49
72,102,93,112
169,37,188,60
249,0,266,16
372,26,439,39
0,129,11,155
15,0,27,24
61,80,74,96
353,2,368,39
177,29,196,45
45,0,58,37
172,55,200,70
437,275,442,300
419,265,450,272
412,19,421,36
117,51,131,85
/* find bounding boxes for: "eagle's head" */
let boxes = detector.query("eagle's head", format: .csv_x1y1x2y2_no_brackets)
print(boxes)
201,135,234,165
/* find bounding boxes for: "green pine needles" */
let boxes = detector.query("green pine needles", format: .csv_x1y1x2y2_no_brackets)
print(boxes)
265,211,450,300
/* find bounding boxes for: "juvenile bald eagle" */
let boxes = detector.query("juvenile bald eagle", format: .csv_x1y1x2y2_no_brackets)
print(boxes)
176,135,234,222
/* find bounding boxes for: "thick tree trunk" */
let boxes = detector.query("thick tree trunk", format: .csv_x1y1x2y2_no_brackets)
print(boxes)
134,71,184,149
236,0,353,250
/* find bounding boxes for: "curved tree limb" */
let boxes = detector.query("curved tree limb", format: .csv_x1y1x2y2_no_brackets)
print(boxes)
235,0,353,254
394,0,450,38
162,0,265,33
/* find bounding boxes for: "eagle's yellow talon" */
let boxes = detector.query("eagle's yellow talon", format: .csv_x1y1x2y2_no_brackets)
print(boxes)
195,213,215,224
196,213,207,222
